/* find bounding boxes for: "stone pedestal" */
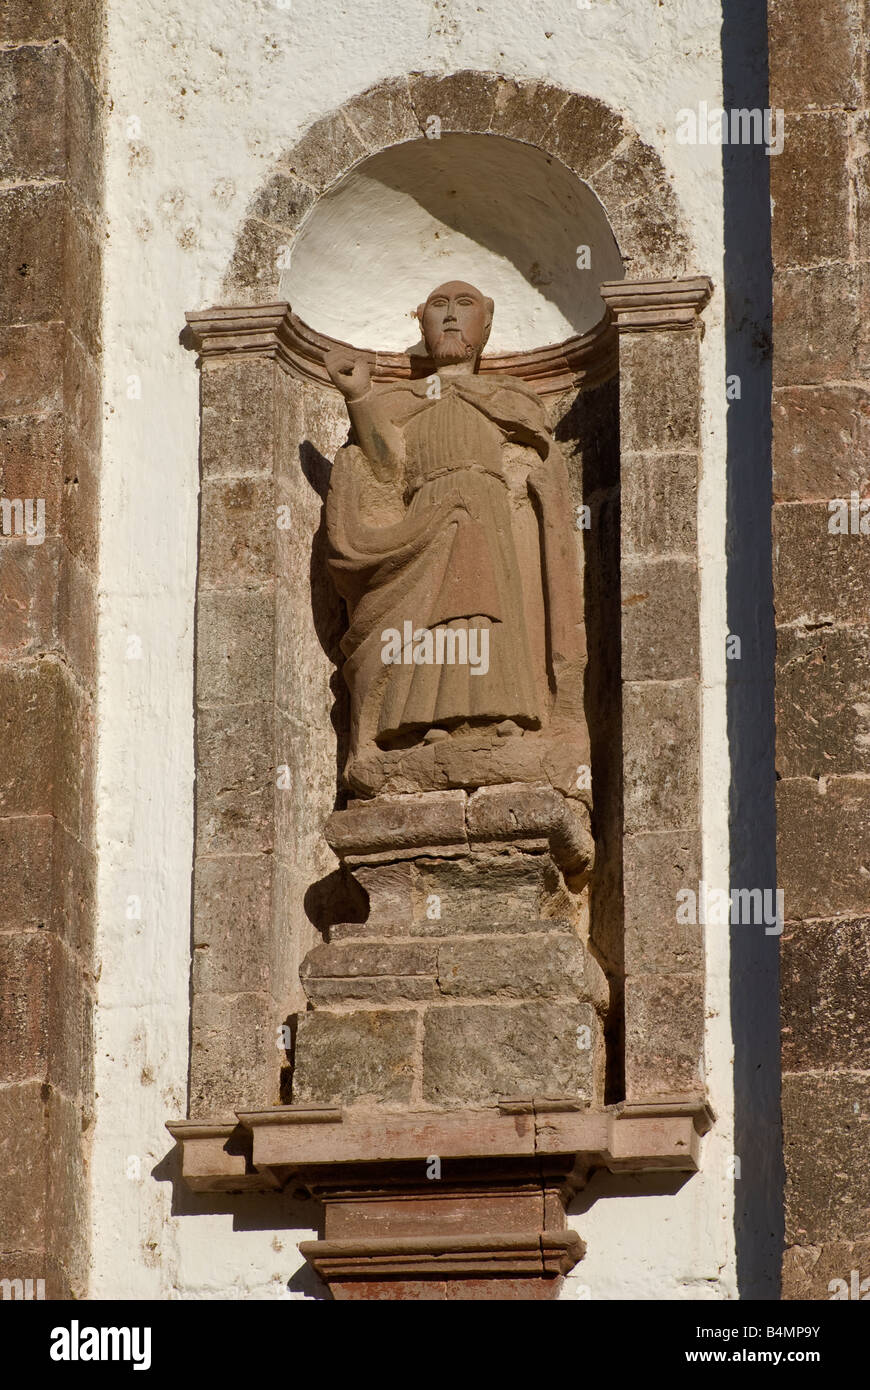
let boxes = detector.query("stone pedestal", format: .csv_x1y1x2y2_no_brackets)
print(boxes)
294,785,607,1113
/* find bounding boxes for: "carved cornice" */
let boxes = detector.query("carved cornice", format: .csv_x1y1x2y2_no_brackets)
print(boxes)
600,275,714,332
184,301,619,396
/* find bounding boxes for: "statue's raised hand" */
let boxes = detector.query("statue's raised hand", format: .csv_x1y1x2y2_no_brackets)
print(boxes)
324,349,371,402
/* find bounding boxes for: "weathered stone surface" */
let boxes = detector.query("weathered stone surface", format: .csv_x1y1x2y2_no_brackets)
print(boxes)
223,217,284,299
774,502,870,626
0,931,52,1083
0,410,63,518
547,93,624,177
408,70,500,135
619,332,700,451
354,861,415,929
412,854,567,936
768,0,862,111
606,197,691,280
193,855,273,995
302,941,438,1003
0,43,65,182
620,557,699,682
52,661,90,840
200,359,278,478
423,1002,599,1107
592,136,676,218
782,917,870,1072
623,830,703,974
343,77,420,149
782,1072,870,1245
624,973,705,1100
64,45,102,217
56,545,97,690
489,78,571,146
282,109,367,190
196,589,273,706
621,451,697,556
776,625,870,777
63,207,101,357
251,171,316,231
199,477,275,588
772,265,858,386
437,935,607,1010
51,819,95,954
770,113,850,268
0,321,62,416
190,990,276,1118
0,183,63,324
0,813,52,930
0,661,56,816
195,703,274,855
293,1009,418,1105
326,791,467,858
0,1080,48,1250
0,538,58,660
773,385,870,502
622,680,700,834
778,775,870,920
0,0,63,44
782,1238,870,1301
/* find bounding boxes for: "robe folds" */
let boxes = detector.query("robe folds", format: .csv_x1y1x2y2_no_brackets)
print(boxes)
325,372,586,770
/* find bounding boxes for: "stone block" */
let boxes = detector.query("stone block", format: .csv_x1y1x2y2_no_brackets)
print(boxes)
619,332,700,452
782,1238,870,1301
0,661,56,817
190,990,277,1119
773,265,858,386
0,930,52,1082
621,556,699,681
777,776,870,920
56,544,97,689
63,205,100,357
0,0,63,44
621,451,697,556
195,702,274,855
489,79,571,146
293,1009,418,1105
223,216,284,299
774,502,870,626
781,916,870,1072
622,680,700,834
0,1080,48,1250
623,830,704,974
782,1072,870,1245
0,43,65,182
59,429,99,572
199,477,275,589
770,113,850,268
0,813,53,930
548,92,625,178
768,0,862,111
408,70,500,136
52,661,90,841
63,326,101,453
51,819,95,955
0,538,58,660
64,44,102,217
200,358,278,478
192,854,273,995
422,1002,600,1107
624,972,705,1100
196,588,274,706
343,77,420,149
0,322,62,417
0,410,63,520
326,791,467,859
436,935,607,1010
411,854,567,936
302,941,438,1003
773,385,870,502
251,172,316,232
776,624,870,777
0,183,63,324
283,109,368,190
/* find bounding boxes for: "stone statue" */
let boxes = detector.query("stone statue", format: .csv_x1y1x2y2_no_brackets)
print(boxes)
324,280,588,795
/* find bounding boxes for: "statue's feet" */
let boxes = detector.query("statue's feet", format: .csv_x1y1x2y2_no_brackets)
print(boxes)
496,719,523,738
423,726,450,743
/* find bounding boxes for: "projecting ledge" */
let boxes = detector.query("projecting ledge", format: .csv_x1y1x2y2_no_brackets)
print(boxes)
166,1097,713,1195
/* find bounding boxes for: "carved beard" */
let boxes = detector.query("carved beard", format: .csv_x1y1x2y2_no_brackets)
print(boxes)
430,330,478,364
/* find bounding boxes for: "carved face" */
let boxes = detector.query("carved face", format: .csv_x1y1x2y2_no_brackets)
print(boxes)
420,282,493,364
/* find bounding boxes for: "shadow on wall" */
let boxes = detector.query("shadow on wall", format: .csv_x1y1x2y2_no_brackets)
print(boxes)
722,0,784,1299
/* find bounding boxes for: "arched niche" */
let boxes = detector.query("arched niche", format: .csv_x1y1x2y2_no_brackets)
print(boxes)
185,72,710,1138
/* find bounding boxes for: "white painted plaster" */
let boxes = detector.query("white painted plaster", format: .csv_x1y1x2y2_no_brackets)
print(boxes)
93,0,734,1299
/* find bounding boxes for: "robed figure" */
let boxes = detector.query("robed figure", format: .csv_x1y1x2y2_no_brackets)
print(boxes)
324,281,586,791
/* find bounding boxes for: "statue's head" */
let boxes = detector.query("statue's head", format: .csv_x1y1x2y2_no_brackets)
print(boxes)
418,281,494,366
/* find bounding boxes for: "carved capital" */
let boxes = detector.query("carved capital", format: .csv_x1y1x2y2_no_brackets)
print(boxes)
600,275,713,333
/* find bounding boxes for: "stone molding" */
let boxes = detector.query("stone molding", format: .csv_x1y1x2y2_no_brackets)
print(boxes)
601,276,713,332
185,301,618,396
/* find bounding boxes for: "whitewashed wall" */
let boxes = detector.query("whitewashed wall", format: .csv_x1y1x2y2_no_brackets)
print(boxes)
91,0,733,1299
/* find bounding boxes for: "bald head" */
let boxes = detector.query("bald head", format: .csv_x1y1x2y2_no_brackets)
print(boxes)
418,281,494,366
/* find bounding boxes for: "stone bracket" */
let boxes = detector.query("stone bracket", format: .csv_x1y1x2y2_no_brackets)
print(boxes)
166,1097,713,1194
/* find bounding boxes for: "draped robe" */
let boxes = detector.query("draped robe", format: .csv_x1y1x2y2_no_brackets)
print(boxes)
325,372,585,778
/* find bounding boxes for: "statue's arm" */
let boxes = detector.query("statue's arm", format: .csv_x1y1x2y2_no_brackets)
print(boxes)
324,349,405,484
